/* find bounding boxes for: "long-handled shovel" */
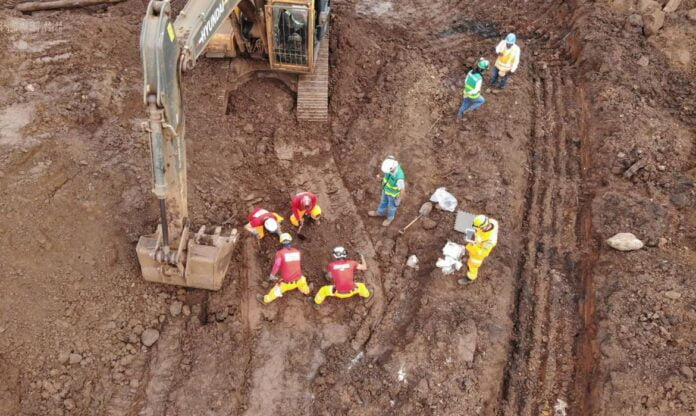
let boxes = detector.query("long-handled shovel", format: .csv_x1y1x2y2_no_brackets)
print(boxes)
399,202,434,234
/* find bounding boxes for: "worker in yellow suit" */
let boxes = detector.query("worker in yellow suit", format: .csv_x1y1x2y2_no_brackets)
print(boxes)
491,33,521,89
459,214,498,285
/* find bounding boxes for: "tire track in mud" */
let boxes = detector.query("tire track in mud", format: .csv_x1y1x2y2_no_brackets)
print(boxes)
498,65,584,415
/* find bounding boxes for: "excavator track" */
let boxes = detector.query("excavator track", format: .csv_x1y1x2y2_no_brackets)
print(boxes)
297,43,329,122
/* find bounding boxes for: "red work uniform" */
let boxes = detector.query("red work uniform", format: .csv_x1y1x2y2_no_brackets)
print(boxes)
291,192,318,221
272,247,303,283
249,208,277,227
328,259,358,293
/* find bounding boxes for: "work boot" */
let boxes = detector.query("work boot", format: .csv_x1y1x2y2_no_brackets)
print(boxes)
457,278,474,286
255,294,266,305
368,210,381,217
382,218,393,227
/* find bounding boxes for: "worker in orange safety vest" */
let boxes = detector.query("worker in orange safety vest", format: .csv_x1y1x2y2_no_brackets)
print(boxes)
491,33,521,89
257,233,311,304
244,207,284,240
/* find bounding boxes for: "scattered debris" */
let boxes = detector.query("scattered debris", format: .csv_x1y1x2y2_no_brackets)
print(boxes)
606,233,644,251
623,158,647,179
554,398,568,416
406,255,419,269
169,301,183,317
637,56,649,67
348,351,364,370
436,241,466,274
397,363,407,383
430,187,458,212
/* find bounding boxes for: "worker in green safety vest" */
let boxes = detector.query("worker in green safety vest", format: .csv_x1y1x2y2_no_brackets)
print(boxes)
368,156,406,227
457,58,490,119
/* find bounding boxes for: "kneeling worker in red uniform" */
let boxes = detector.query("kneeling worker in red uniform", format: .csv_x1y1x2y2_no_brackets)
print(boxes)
290,191,322,227
244,207,284,240
257,233,311,305
314,247,371,305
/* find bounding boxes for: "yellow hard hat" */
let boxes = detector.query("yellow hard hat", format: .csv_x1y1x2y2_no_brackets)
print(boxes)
279,233,292,244
473,215,489,228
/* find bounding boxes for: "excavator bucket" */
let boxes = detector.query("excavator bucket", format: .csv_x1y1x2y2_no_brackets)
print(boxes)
136,225,238,290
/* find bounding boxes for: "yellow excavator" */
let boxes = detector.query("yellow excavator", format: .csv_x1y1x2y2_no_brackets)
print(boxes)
135,0,331,290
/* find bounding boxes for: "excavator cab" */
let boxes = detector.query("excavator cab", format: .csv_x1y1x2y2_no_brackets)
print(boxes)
266,0,330,72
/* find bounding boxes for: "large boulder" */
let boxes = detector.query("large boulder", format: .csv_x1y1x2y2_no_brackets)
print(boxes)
643,9,666,36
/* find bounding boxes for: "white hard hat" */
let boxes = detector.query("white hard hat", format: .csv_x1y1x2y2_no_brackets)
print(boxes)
381,156,399,174
264,218,278,233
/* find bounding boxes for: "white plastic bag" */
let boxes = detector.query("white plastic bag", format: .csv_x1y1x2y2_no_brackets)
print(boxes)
430,187,458,212
406,255,419,269
442,241,465,259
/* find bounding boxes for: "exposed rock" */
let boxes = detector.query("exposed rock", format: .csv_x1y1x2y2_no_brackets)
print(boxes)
642,10,665,36
680,366,693,379
638,0,660,12
663,0,681,13
243,123,254,134
58,351,70,364
133,324,144,335
421,217,437,230
169,301,183,317
688,8,696,21
663,290,681,300
130,379,140,388
141,328,160,347
216,307,229,322
63,399,75,410
68,353,82,365
628,14,644,26
182,305,191,316
25,84,35,92
606,233,644,251
637,56,650,67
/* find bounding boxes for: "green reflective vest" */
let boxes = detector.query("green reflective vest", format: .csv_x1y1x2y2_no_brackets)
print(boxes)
382,166,405,197
464,71,482,99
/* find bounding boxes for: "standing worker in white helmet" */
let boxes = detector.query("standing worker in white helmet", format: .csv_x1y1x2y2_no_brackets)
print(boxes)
459,214,499,285
457,58,490,119
491,33,521,90
368,156,406,227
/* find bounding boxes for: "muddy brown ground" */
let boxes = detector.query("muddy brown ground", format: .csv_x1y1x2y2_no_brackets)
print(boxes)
0,0,694,415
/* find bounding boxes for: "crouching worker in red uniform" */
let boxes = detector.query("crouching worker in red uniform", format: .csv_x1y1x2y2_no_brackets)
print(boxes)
257,233,311,305
244,207,284,240
314,247,371,305
290,191,322,227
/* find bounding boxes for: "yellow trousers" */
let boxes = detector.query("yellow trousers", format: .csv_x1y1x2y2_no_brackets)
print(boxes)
314,283,370,305
263,276,310,304
290,205,322,227
466,245,491,280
